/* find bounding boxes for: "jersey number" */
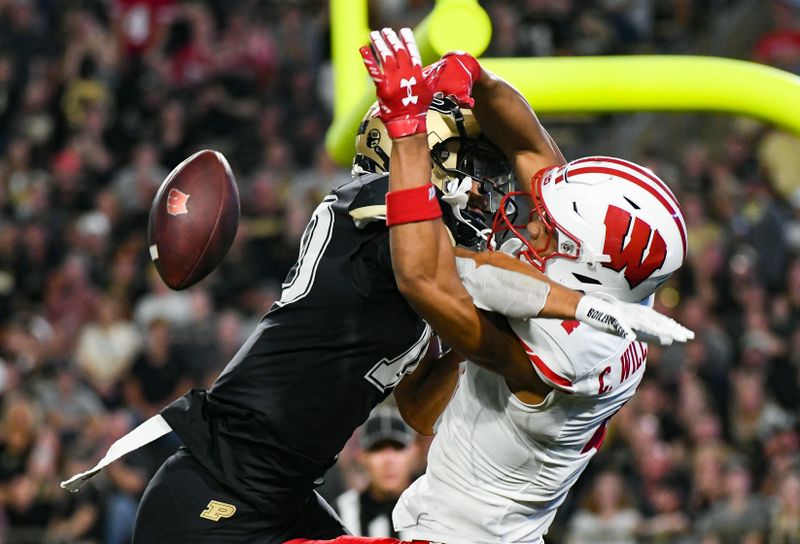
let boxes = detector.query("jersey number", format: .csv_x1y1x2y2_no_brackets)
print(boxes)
364,324,433,392
275,196,338,307
561,320,581,334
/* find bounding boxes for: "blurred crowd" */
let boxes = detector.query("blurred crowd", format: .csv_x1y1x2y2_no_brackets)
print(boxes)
0,0,798,543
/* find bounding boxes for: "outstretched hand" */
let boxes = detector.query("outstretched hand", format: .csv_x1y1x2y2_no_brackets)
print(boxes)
360,28,440,139
576,293,695,346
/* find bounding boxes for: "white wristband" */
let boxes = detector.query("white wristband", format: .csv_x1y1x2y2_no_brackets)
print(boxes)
575,295,633,339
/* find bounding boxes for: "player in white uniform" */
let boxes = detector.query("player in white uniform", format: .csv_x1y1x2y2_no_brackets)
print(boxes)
394,314,649,543
393,156,678,541
358,30,689,544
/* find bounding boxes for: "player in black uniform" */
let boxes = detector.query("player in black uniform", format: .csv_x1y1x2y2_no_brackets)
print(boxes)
128,99,532,543
134,172,433,542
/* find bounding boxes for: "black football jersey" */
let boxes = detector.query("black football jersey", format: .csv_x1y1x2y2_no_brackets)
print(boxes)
160,173,431,515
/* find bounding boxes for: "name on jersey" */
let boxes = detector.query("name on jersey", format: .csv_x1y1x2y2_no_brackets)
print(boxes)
597,341,647,394
620,341,647,382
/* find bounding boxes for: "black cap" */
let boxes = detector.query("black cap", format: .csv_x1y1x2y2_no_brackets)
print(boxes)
359,406,414,451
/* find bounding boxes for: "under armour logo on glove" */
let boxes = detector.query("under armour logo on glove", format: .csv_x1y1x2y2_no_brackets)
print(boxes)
400,77,418,106
359,28,442,139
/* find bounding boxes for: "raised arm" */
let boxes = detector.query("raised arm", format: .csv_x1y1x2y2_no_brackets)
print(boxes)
427,51,692,345
360,29,549,396
428,51,566,191
472,68,566,190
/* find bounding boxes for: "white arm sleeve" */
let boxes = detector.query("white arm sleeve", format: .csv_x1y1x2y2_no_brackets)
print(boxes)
455,257,551,319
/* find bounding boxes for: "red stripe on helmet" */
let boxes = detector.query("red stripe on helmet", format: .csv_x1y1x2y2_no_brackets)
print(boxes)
571,156,682,212
568,166,687,258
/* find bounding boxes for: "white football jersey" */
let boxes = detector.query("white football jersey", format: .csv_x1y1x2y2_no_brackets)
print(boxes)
394,316,648,543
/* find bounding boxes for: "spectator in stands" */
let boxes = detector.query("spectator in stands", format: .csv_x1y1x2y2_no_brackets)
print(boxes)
769,471,800,543
335,406,420,538
112,0,178,58
690,444,729,514
696,460,770,544
754,0,800,74
111,141,168,216
638,480,691,543
133,268,194,329
35,362,104,444
102,411,178,544
124,318,189,418
45,453,102,544
729,369,794,455
566,471,642,544
0,395,58,542
74,294,140,406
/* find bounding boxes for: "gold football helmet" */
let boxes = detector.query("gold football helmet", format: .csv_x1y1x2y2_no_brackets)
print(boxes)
354,96,513,247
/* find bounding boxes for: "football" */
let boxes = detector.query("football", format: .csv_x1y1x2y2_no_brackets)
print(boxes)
148,150,240,290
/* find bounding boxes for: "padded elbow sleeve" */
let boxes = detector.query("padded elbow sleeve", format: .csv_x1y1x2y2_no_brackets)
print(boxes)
456,257,550,319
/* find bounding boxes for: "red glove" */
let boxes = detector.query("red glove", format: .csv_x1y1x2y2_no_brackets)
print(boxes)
285,538,407,544
423,51,481,108
360,28,440,139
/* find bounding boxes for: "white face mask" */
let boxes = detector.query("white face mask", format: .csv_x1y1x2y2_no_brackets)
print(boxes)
441,176,472,210
441,176,491,246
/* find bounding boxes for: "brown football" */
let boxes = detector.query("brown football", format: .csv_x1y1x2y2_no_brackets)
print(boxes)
148,150,240,290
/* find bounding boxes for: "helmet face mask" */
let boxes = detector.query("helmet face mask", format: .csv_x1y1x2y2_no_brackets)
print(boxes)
432,135,513,215
490,159,687,302
489,185,577,270
354,97,513,248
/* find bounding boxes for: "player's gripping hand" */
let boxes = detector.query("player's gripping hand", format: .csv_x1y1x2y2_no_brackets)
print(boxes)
360,28,438,139
576,293,695,346
424,51,481,108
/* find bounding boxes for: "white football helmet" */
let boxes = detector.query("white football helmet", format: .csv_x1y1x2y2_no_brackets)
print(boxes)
490,156,687,302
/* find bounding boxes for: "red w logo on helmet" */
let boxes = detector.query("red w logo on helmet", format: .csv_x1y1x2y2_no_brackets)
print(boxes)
602,205,667,288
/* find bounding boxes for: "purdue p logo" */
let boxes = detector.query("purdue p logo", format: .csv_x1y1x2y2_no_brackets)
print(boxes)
199,500,236,522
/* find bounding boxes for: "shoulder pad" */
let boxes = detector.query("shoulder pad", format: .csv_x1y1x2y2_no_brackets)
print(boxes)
509,318,629,396
349,173,388,226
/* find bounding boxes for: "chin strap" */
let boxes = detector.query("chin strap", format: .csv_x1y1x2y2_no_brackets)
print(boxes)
441,176,491,244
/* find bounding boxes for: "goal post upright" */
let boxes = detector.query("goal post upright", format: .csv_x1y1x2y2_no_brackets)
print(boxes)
326,0,800,166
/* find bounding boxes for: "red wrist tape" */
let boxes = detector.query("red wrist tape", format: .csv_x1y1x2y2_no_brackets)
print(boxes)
384,116,427,139
385,184,442,226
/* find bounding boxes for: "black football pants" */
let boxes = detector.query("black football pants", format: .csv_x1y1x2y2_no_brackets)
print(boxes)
133,448,348,543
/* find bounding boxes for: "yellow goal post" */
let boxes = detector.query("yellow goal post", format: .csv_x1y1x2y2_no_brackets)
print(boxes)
326,0,800,166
